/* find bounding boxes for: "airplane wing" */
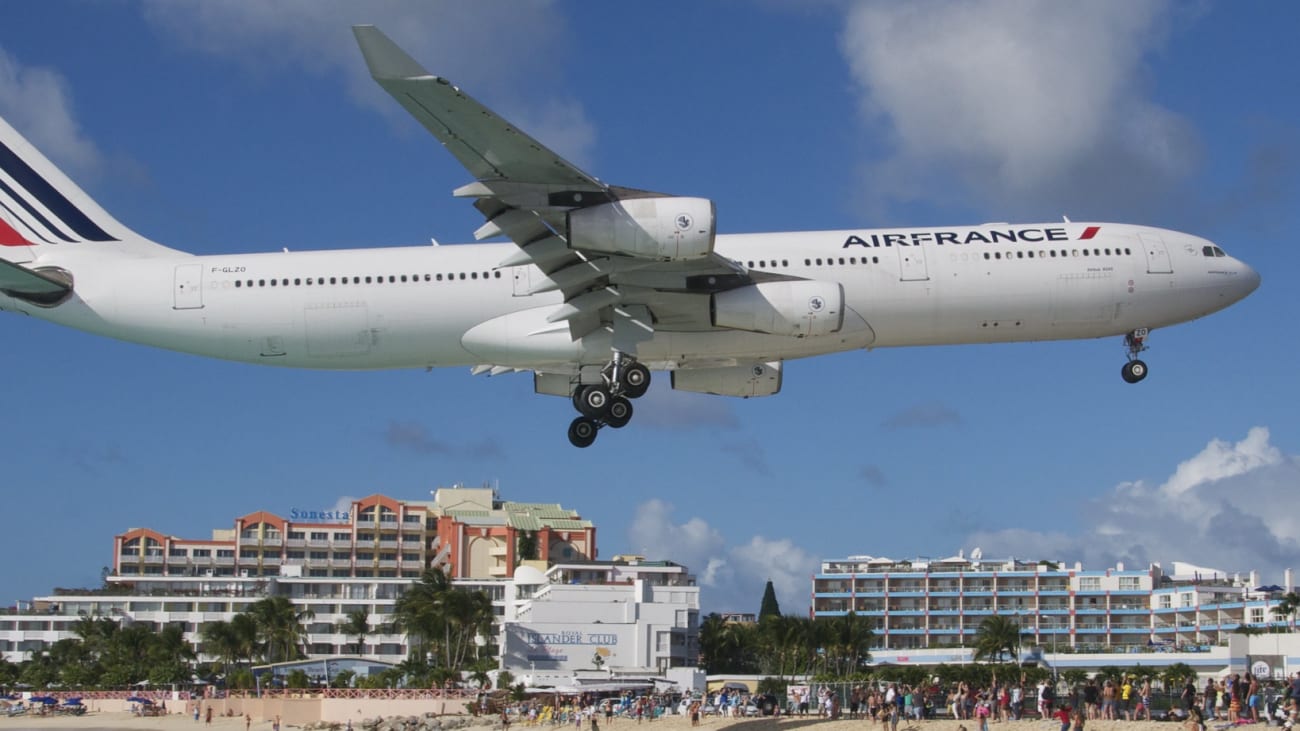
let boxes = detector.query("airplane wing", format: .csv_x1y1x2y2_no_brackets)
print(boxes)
353,26,762,345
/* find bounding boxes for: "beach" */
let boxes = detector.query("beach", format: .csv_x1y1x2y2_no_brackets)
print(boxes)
0,710,1201,731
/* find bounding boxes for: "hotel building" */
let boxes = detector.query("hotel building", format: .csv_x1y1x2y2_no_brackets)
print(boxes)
1,486,701,677
812,553,1298,666
113,486,596,582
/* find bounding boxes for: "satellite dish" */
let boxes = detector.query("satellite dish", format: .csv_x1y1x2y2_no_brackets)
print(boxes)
971,547,983,561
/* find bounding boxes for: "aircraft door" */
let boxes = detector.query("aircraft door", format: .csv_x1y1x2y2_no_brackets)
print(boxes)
897,244,929,281
173,264,203,309
1138,232,1173,274
511,265,533,296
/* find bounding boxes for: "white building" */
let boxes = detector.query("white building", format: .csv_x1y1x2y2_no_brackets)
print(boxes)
498,557,700,676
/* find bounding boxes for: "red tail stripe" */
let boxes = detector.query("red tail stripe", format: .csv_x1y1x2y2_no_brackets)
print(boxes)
1079,226,1100,240
0,216,34,246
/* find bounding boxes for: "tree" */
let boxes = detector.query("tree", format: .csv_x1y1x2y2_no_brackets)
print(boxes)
1272,592,1300,627
248,596,315,663
972,615,1021,664
516,531,539,564
816,612,873,676
759,581,782,621
394,568,495,672
337,609,371,656
1161,662,1196,689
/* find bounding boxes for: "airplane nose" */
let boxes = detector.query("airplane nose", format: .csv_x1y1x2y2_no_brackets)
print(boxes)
1239,261,1261,297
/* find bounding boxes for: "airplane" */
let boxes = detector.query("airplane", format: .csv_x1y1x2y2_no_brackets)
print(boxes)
0,27,1260,448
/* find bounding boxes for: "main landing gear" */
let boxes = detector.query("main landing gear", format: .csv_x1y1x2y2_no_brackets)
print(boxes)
1121,328,1150,384
567,355,651,448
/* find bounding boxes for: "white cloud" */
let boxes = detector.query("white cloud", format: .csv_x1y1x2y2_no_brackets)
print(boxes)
626,499,819,615
839,0,1200,216
966,427,1300,582
0,47,104,178
140,1,597,167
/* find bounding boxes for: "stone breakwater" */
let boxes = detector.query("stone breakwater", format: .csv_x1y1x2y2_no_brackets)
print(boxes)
302,714,496,731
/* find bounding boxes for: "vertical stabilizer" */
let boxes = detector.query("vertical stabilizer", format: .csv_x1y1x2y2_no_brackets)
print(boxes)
0,114,178,258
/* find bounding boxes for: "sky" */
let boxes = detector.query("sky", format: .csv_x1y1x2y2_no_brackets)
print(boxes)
1,1,1298,617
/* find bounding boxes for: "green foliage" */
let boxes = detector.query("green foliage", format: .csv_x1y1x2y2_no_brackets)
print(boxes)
337,609,371,656
1095,666,1124,684
759,581,782,621
509,682,528,702
285,668,311,689
247,596,315,663
516,531,539,563
393,568,495,672
757,677,788,695
1161,663,1195,688
496,670,515,690
331,669,356,688
1061,669,1090,687
972,615,1021,663
227,668,255,690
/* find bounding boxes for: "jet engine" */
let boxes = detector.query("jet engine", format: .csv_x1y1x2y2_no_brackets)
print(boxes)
567,197,715,260
671,361,782,398
711,281,844,337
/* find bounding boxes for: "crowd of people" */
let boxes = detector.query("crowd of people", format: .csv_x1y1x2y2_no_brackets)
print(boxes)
786,671,1300,730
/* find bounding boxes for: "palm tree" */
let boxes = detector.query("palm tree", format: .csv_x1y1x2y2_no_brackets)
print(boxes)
817,612,873,676
338,609,371,656
148,623,197,684
248,596,315,663
973,615,1021,664
393,568,495,671
1272,592,1300,628
200,620,239,672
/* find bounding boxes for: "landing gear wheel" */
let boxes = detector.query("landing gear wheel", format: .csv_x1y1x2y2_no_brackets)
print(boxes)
605,398,633,429
1121,359,1148,384
567,417,598,448
621,363,651,399
574,385,612,418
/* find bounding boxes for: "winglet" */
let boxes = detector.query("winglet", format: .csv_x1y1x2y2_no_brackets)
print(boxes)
352,26,432,81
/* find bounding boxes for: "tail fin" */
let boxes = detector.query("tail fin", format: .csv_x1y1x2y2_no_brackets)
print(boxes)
0,114,177,260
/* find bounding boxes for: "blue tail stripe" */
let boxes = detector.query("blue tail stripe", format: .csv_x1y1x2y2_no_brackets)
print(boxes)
0,196,58,244
0,178,73,243
0,139,117,242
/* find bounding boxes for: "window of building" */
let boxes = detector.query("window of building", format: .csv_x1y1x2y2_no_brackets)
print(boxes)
1118,577,1142,591
1078,577,1101,591
310,532,328,541
334,532,351,541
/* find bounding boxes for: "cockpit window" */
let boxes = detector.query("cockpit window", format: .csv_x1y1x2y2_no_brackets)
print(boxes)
1213,246,1226,257
1202,246,1214,257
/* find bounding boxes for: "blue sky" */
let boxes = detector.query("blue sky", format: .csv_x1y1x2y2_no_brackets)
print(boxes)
1,1,1297,615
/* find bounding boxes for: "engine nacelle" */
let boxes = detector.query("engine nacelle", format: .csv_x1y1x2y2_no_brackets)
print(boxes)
671,361,782,398
711,281,844,337
567,197,715,260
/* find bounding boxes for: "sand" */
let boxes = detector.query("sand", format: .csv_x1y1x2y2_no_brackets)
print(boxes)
0,710,1201,731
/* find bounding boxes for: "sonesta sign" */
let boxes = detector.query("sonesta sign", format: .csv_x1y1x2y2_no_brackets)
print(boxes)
843,225,1101,249
288,508,351,522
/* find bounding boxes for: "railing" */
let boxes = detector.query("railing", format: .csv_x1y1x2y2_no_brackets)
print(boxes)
229,688,476,700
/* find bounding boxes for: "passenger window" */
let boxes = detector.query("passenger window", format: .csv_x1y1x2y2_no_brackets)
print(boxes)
235,280,242,288
816,258,823,265
459,273,466,280
1016,251,1023,259
436,274,443,281
804,259,811,266
872,257,879,264
839,258,846,265
984,253,990,260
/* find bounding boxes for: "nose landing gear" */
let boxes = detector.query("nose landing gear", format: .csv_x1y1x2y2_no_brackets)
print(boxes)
1121,328,1149,384
566,354,651,447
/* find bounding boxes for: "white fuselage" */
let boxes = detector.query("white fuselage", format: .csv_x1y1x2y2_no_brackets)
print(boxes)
0,222,1258,374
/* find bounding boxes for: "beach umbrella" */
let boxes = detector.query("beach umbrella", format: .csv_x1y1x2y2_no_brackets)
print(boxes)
38,697,58,705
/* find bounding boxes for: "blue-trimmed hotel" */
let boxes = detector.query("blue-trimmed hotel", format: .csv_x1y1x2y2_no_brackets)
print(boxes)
812,553,1299,677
